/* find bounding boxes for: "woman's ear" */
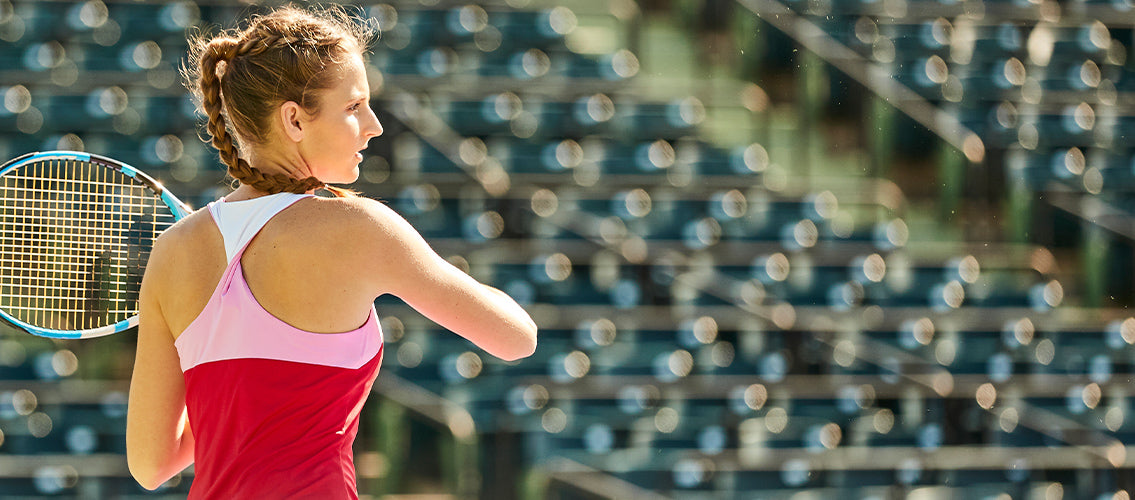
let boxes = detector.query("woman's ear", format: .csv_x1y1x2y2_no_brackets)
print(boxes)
279,101,306,143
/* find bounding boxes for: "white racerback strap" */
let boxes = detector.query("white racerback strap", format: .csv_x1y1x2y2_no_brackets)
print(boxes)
206,192,314,263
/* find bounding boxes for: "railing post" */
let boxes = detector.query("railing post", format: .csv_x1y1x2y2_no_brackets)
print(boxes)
440,419,480,499
372,398,409,495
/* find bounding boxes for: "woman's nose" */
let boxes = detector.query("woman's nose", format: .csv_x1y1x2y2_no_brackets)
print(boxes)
367,107,383,138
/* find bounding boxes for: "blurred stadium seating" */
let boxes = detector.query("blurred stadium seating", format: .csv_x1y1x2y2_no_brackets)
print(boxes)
2,0,1135,499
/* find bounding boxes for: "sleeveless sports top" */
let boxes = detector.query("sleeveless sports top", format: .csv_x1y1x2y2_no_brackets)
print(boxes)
174,193,384,500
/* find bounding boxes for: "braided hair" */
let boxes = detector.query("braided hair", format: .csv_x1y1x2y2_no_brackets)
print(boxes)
183,5,375,196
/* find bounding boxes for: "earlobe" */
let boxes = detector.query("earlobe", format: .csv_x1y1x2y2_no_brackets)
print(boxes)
279,101,305,143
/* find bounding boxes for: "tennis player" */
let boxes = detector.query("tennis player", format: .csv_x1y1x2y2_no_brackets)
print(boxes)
125,5,537,498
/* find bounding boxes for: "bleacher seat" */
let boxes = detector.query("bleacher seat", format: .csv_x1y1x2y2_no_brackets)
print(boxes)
477,47,553,80
492,7,577,51
619,97,705,141
556,49,639,81
958,23,1026,63
105,1,199,43
441,92,523,136
376,45,457,78
2,2,66,45
955,58,1027,101
528,94,616,138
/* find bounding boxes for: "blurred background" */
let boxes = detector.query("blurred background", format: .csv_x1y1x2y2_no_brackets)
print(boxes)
1,0,1134,498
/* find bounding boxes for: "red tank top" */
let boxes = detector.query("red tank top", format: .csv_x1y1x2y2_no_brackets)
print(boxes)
174,194,384,499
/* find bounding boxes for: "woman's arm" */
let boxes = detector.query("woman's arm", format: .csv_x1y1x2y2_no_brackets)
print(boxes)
350,198,537,361
126,232,196,490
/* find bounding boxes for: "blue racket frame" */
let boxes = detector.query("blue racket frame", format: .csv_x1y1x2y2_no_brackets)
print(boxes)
0,150,192,339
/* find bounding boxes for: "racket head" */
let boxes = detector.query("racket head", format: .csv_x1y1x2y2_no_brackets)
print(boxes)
0,150,191,339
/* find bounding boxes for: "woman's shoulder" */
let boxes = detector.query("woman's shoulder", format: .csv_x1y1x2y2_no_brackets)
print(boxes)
144,206,225,295
151,206,219,256
299,195,406,234
306,194,390,215
290,195,425,263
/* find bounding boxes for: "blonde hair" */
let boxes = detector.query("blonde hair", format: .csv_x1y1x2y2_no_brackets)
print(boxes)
183,4,376,196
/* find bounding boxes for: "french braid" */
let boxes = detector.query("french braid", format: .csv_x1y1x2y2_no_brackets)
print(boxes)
199,37,325,194
186,5,376,197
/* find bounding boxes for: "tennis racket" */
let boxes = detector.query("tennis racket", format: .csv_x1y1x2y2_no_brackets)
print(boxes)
0,150,191,339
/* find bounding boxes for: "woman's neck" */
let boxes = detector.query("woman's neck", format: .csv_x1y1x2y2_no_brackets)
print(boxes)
224,184,308,202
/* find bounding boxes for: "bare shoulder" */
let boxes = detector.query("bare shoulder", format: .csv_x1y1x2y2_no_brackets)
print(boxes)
151,208,215,257
145,207,222,283
308,195,397,220
296,196,433,293
303,196,410,239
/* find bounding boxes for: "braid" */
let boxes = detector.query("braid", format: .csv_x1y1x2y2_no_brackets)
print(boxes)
199,36,326,195
185,4,375,198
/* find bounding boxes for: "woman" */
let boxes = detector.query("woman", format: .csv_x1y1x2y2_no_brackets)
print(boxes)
125,5,537,498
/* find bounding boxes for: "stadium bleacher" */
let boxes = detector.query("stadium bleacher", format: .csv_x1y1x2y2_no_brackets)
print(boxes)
3,0,1135,498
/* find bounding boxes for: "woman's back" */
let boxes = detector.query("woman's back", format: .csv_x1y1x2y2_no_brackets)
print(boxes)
165,194,384,499
159,196,380,339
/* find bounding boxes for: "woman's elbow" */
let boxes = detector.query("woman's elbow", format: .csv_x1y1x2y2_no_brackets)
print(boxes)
497,327,537,362
127,459,167,491
126,442,185,491
134,476,165,492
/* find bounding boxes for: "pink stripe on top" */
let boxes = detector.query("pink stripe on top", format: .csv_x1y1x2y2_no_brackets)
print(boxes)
174,193,383,371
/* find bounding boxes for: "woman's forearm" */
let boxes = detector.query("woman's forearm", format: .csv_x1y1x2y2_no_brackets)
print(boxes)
128,407,195,490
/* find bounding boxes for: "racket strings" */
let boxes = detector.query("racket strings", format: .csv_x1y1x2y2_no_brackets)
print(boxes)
0,159,176,331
